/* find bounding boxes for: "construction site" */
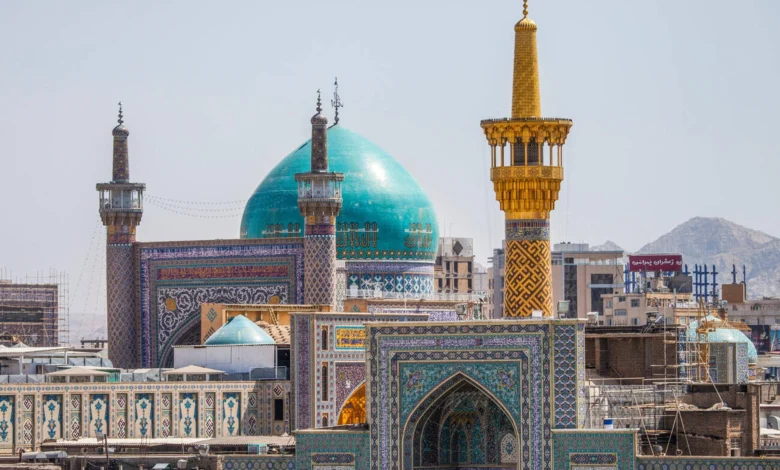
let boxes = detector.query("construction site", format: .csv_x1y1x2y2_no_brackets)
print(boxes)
0,269,69,347
583,299,780,457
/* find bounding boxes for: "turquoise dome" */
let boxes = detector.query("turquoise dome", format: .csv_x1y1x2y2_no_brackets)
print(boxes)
241,126,439,261
204,315,275,346
686,316,758,364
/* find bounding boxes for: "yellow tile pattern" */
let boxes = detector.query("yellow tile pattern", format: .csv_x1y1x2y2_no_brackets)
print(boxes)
512,18,541,118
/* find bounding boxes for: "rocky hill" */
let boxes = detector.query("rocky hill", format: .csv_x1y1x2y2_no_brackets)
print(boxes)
636,217,780,299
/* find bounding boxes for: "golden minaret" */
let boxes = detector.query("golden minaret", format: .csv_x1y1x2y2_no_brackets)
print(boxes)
482,1,573,317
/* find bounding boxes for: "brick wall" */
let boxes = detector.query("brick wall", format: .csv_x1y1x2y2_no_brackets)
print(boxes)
586,335,678,380
662,410,745,456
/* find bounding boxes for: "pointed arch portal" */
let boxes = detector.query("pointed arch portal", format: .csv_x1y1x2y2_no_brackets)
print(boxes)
337,382,366,425
403,374,520,469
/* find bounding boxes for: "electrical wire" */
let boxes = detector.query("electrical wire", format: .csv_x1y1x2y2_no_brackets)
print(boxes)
146,198,243,219
145,194,247,206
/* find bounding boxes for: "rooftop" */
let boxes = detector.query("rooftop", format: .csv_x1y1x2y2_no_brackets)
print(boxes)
204,315,276,346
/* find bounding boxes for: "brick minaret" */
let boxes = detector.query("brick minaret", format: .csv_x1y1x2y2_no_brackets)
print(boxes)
97,103,144,367
481,2,573,317
295,92,344,308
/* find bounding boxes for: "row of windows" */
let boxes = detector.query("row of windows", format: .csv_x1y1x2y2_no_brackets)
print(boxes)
604,318,643,326
608,298,644,308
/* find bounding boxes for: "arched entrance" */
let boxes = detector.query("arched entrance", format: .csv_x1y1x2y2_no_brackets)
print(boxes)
161,322,202,368
337,382,366,425
403,374,520,469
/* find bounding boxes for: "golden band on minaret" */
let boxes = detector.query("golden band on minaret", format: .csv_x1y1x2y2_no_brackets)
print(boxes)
482,1,573,318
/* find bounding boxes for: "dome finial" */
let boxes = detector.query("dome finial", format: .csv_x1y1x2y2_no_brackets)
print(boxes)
117,101,124,125
523,0,528,18
316,89,322,114
331,77,343,125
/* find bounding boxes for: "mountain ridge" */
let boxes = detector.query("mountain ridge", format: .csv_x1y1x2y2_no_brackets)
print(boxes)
598,217,780,298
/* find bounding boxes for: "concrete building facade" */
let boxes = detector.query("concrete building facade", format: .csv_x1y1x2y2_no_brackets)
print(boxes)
551,242,625,319
435,237,475,297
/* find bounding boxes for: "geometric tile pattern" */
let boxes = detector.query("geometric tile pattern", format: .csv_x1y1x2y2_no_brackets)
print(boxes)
295,430,369,470
304,233,337,308
501,432,518,464
553,324,578,428
292,315,311,430
346,261,434,297
334,363,365,414
292,312,428,432
245,412,257,436
399,366,526,470
137,239,305,367
366,321,588,470
161,393,172,438
204,392,215,439
222,456,296,470
106,244,138,368
115,393,128,439
570,453,617,465
0,397,13,452
22,416,32,446
503,238,552,317
69,395,80,439
553,430,635,470
636,458,777,470
577,323,587,428
312,453,355,464
106,244,137,368
736,342,749,384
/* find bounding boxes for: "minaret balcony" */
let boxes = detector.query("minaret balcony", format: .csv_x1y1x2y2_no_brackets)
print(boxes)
96,183,145,213
294,172,344,200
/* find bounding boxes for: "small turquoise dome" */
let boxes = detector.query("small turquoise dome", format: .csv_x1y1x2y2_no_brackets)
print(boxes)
241,126,439,261
686,316,757,364
204,315,275,346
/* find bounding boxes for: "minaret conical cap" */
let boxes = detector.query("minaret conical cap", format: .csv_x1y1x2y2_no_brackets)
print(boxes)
511,0,541,118
112,101,129,137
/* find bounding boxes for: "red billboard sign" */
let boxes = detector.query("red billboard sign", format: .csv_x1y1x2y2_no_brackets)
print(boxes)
628,254,683,272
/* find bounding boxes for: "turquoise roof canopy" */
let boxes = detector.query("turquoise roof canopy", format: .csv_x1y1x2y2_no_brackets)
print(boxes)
204,315,275,346
241,126,439,261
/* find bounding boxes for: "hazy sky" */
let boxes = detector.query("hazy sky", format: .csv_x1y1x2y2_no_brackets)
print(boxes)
1,1,778,339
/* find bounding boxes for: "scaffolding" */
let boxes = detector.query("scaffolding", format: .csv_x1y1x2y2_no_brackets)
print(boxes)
0,268,69,347
585,299,751,456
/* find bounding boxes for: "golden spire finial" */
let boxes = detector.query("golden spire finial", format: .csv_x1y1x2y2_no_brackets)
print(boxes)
512,0,540,117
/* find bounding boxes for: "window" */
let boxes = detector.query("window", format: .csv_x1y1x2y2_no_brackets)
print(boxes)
631,318,639,326
274,399,284,421
630,299,640,308
321,326,328,351
321,365,328,401
618,296,626,303
605,300,613,309
322,413,329,428
615,309,627,316
607,319,613,326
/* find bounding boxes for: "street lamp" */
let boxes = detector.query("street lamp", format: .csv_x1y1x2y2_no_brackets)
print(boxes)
95,431,109,469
